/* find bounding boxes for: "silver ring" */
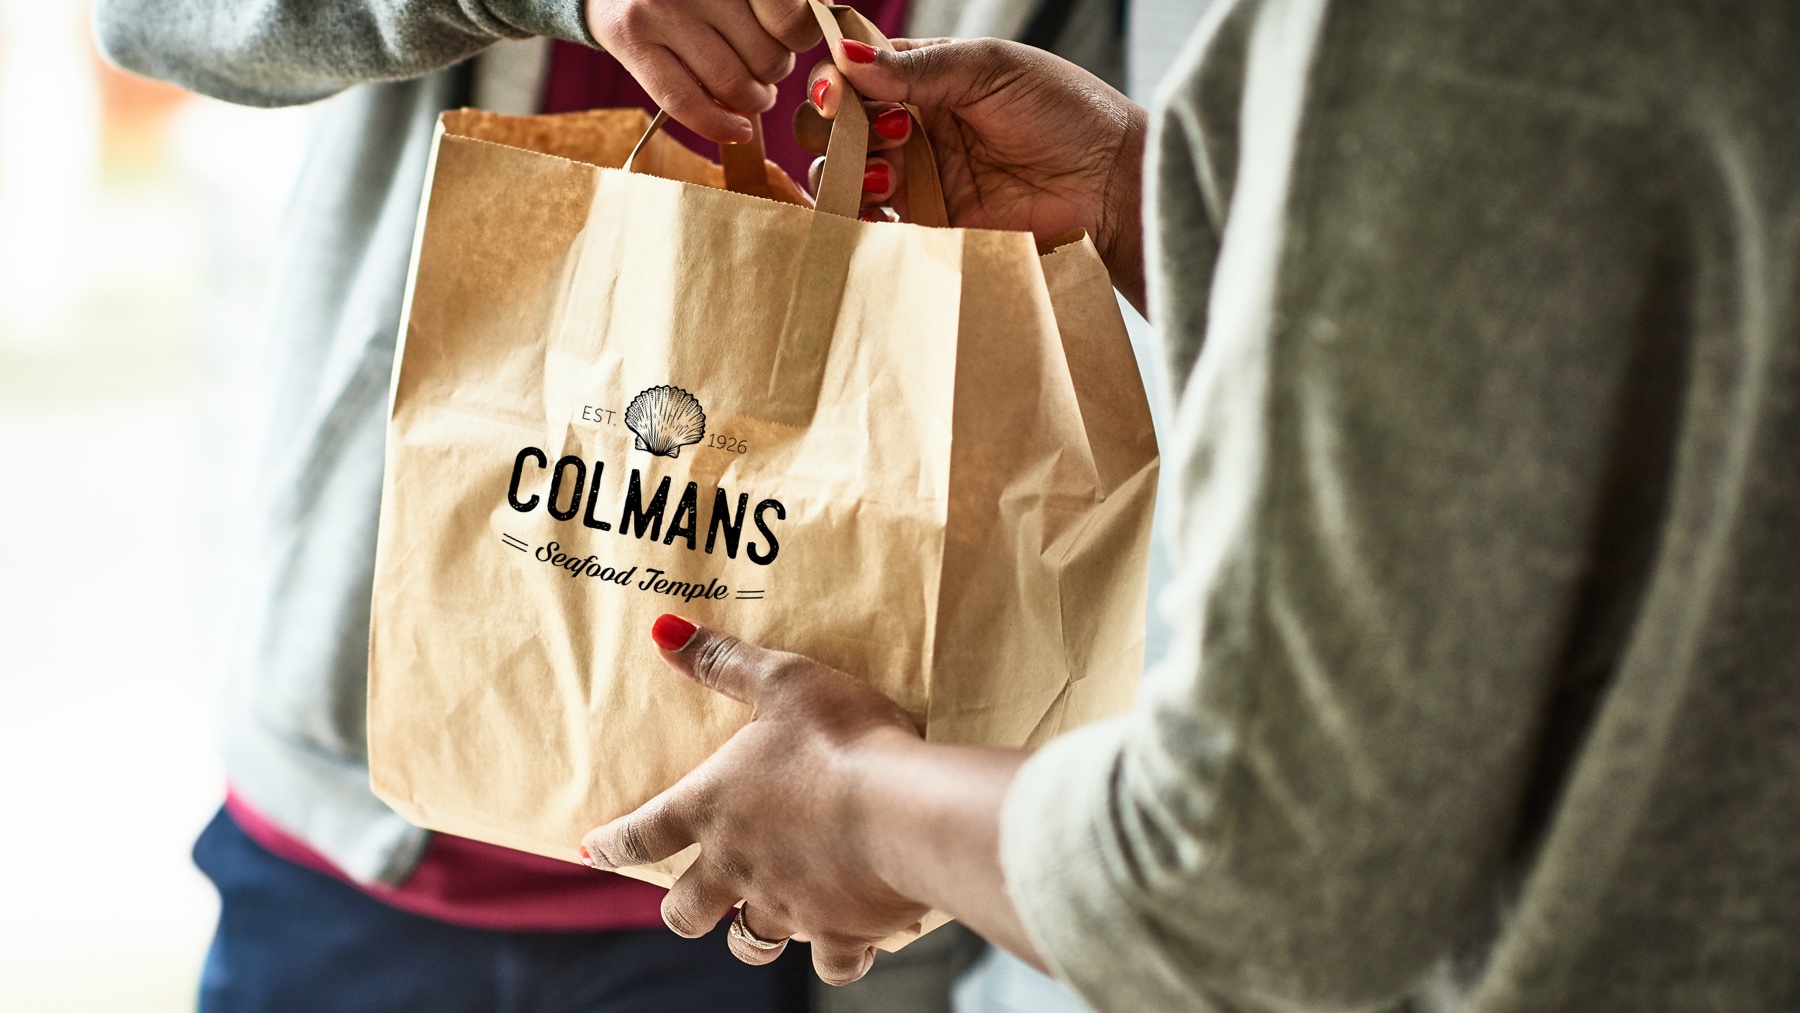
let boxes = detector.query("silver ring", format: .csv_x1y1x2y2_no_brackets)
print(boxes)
729,907,786,951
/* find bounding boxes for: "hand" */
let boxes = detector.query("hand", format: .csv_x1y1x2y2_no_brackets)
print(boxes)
585,0,820,144
795,37,1149,308
581,615,933,985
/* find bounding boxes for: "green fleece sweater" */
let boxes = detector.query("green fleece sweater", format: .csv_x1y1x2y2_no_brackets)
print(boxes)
1002,1,1800,1010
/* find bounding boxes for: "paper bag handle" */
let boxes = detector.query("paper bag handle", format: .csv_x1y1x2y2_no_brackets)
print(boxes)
622,4,947,225
625,109,777,199
806,1,949,227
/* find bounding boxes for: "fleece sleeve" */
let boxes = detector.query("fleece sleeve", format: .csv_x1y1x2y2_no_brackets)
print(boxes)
1000,0,1671,1008
94,0,593,107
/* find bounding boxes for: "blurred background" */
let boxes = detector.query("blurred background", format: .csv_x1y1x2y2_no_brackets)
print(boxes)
0,0,312,1007
0,0,1200,1009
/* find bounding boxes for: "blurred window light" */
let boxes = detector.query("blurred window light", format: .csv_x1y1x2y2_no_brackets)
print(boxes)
0,2,318,1009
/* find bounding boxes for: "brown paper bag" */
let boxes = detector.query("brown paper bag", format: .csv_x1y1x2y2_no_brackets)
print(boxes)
367,3,1157,948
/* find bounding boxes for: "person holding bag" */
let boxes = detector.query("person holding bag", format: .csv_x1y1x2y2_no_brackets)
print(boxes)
581,2,1800,1011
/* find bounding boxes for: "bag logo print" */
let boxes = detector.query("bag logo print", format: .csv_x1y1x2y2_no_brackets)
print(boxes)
624,385,706,458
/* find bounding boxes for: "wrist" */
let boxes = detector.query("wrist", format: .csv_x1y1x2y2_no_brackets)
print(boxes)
843,724,934,901
1098,103,1150,313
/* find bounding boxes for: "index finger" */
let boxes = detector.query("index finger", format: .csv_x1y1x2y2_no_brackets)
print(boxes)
613,45,753,143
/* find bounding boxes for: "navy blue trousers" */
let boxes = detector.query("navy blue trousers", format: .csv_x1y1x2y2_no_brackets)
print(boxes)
193,809,813,1013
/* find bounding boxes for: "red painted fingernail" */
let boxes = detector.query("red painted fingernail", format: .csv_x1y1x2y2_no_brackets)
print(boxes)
811,78,829,109
651,614,698,651
863,163,890,193
872,108,910,140
579,845,598,869
841,40,878,64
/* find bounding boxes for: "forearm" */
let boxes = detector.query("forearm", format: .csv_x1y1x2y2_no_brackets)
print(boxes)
853,728,1044,968
93,0,591,107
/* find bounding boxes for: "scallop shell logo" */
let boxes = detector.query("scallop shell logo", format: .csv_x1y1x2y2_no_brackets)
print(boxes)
624,385,707,458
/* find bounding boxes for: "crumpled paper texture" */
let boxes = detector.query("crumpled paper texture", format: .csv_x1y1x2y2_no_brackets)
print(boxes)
367,109,1157,949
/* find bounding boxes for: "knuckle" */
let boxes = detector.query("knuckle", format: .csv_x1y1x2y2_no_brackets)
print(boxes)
909,38,1009,100
755,895,799,928
811,936,876,984
752,50,795,85
781,20,821,48
664,88,725,129
763,1,819,46
692,634,746,687
614,820,651,864
908,41,956,77
658,80,704,112
962,41,1009,83
614,0,656,37
715,68,763,105
593,833,629,867
762,656,810,693
662,899,702,937
685,785,720,834
712,849,756,889
817,959,867,986
968,37,1012,63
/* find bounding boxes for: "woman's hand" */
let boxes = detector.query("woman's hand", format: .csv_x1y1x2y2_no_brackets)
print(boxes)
585,0,819,143
581,616,931,984
796,37,1149,308
581,615,1037,985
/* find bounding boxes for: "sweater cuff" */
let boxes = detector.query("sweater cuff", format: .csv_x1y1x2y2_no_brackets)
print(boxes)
482,0,598,47
1001,716,1176,1011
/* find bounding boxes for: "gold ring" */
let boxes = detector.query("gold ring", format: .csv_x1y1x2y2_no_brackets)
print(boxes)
729,907,786,951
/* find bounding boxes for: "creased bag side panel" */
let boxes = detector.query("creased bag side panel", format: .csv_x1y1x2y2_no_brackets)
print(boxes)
1041,235,1160,491
1039,236,1158,735
386,136,598,430
369,131,601,832
927,230,1099,747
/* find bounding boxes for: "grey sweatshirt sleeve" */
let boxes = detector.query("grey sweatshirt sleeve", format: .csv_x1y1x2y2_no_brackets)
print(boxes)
94,0,593,106
1000,0,1677,1008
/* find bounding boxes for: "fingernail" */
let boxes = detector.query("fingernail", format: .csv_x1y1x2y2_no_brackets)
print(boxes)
579,844,599,869
863,163,890,194
810,78,829,109
651,614,698,651
841,40,878,64
872,108,910,140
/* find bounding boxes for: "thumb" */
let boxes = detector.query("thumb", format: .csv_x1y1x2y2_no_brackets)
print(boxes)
831,36,1027,112
649,614,774,706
